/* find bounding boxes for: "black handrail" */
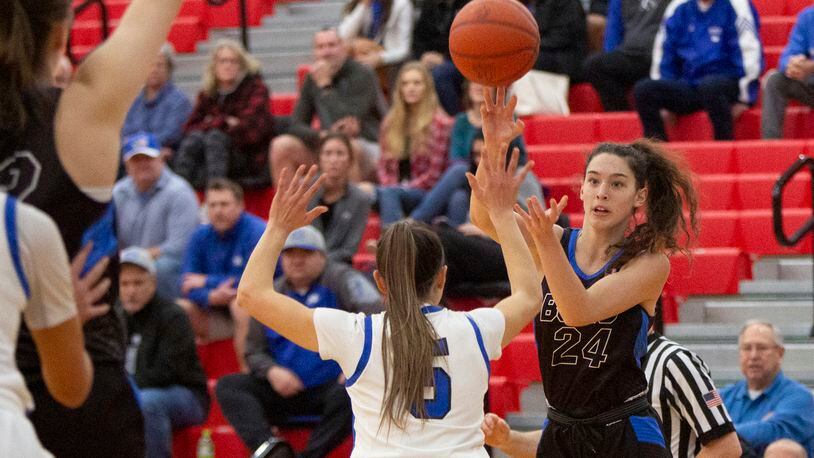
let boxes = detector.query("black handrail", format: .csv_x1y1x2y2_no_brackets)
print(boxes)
207,0,251,51
67,0,110,64
771,154,814,337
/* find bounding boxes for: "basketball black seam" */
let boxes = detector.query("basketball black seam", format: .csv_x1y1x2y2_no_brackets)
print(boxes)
450,48,538,59
450,21,540,43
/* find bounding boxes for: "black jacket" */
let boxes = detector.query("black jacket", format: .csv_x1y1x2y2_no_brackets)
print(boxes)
526,0,589,81
412,0,471,59
127,295,210,413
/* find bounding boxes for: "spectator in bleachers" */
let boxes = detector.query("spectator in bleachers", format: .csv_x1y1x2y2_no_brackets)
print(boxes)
114,133,200,300
338,0,414,77
122,43,192,157
521,0,590,83
410,82,541,227
215,226,381,457
583,0,609,53
374,62,453,226
761,6,814,139
174,39,274,190
119,248,209,458
269,28,385,186
763,439,808,458
308,133,372,264
633,0,763,141
177,178,266,373
411,0,471,115
583,0,672,111
720,320,814,456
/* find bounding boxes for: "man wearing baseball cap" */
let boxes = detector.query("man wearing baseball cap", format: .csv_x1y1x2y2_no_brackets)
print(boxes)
216,226,382,458
119,247,209,458
113,132,200,299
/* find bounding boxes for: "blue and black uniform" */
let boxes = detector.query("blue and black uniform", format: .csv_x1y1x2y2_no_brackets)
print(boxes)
0,88,144,457
534,228,670,457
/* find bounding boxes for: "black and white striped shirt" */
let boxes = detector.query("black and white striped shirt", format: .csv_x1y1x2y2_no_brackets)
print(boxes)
643,333,735,458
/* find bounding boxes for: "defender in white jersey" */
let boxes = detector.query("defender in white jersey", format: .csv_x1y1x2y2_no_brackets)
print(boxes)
238,146,549,456
0,193,92,456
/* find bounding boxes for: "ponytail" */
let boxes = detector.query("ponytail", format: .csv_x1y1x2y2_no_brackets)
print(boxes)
0,0,70,135
586,140,698,271
376,220,444,430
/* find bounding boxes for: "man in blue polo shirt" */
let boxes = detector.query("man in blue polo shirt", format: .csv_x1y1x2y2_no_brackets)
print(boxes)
720,320,814,456
215,226,381,458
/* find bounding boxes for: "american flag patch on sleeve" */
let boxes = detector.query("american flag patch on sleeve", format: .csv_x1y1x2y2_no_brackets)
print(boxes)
703,389,722,408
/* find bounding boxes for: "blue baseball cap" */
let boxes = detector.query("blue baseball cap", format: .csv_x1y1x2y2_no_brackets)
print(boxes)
122,132,160,161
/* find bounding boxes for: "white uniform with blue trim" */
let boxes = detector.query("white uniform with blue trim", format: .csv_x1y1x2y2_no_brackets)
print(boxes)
0,193,76,457
314,305,505,457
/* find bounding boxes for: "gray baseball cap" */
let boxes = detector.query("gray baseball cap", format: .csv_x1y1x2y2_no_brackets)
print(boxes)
283,226,326,253
119,246,156,275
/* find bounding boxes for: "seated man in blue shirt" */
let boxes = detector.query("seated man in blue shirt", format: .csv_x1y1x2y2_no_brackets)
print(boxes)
761,5,814,139
720,320,814,456
215,226,381,458
177,178,266,372
122,43,193,156
114,133,200,299
634,0,762,141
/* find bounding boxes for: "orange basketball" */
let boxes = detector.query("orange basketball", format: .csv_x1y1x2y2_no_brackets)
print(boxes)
449,0,540,87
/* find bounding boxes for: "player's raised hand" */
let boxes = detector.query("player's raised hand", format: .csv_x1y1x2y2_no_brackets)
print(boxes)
466,144,533,216
268,165,327,233
480,86,524,150
481,413,511,448
70,243,111,324
516,195,568,240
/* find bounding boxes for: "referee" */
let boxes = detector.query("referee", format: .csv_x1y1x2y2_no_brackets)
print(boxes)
482,331,742,457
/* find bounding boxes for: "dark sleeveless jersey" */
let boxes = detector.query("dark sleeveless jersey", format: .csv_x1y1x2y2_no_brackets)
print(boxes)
535,228,650,418
0,88,124,379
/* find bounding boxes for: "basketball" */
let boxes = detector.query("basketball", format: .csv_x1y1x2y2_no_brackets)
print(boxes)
449,0,540,87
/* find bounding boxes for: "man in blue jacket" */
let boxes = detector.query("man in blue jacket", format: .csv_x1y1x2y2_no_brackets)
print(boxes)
761,5,814,139
177,178,266,372
720,320,814,456
633,0,763,140
215,226,381,458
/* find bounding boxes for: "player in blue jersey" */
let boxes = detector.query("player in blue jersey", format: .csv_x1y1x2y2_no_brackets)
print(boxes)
470,88,700,457
237,156,556,456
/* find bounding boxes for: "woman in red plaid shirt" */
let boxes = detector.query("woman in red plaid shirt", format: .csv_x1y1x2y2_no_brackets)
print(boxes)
375,62,453,226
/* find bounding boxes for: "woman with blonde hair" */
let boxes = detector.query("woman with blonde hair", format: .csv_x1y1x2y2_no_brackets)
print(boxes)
375,61,452,226
174,39,274,189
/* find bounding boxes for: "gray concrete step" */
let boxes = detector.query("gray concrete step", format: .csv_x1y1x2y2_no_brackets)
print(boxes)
174,51,311,80
685,343,814,371
679,297,814,324
739,279,813,295
203,26,317,53
752,256,813,281
665,323,812,343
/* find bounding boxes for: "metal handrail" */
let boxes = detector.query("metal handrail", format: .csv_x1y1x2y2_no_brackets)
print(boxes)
207,0,251,51
771,154,814,336
67,0,110,64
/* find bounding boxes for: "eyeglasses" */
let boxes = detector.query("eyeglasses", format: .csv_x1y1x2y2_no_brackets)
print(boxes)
739,344,778,353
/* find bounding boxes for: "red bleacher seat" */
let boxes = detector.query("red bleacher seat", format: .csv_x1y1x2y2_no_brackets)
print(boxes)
696,175,739,211
667,248,752,297
733,140,807,174
669,141,736,175
760,17,795,47
786,0,812,16
666,112,715,141
751,0,785,16
243,187,275,220
74,0,206,22
521,115,596,145
70,16,206,53
544,177,583,214
567,83,603,113
488,376,524,419
297,64,311,90
196,339,240,380
204,0,273,28
764,46,783,72
527,144,589,179
736,173,811,210
496,333,541,384
695,210,740,247
738,208,813,254
270,93,298,116
595,112,642,143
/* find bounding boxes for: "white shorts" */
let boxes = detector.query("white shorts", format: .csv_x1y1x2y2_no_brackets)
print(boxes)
0,409,53,457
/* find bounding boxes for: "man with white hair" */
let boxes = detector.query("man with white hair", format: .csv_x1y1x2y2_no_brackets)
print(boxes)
720,320,814,456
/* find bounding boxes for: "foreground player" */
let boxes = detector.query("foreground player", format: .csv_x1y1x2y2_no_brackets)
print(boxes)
238,156,546,456
0,193,92,456
470,88,699,456
0,0,182,455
